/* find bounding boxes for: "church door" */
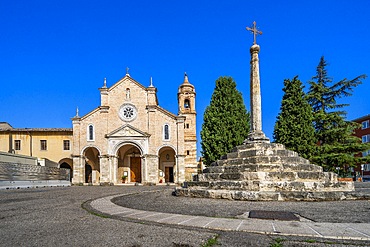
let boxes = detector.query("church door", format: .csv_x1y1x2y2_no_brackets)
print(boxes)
165,167,174,183
130,157,141,183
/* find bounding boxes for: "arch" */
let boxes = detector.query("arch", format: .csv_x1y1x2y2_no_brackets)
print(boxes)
158,146,176,183
83,146,101,184
184,99,190,109
156,144,177,156
116,143,143,183
80,145,102,156
59,158,73,181
112,141,143,157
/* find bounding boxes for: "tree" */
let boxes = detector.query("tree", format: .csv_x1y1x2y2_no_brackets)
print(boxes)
200,76,250,166
307,56,369,173
273,76,316,159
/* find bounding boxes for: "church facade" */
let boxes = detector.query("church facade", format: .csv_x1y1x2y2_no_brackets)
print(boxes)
71,72,197,185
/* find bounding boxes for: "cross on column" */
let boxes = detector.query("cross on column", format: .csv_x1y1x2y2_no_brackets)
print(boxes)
246,21,262,45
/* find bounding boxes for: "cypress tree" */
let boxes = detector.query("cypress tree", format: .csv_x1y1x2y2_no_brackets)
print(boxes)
307,56,369,173
200,76,250,166
273,76,316,159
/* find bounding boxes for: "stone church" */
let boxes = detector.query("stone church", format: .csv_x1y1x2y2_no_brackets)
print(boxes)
71,72,197,185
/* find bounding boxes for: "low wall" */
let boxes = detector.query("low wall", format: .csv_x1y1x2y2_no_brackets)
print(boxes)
0,151,37,166
0,162,71,189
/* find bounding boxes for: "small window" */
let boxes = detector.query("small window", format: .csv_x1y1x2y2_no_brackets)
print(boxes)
184,99,190,109
362,134,370,143
186,150,190,155
164,124,170,140
362,120,369,129
186,123,189,129
14,140,21,150
364,164,370,171
40,140,47,151
88,125,94,141
63,140,70,150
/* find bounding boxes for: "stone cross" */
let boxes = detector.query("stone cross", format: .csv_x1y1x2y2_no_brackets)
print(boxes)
244,22,270,144
246,21,262,45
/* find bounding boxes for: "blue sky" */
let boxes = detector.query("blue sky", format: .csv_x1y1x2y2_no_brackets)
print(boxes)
1,1,369,157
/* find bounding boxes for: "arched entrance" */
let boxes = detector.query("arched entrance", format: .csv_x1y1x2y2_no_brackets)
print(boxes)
158,146,176,183
83,147,100,184
59,158,73,181
116,144,142,183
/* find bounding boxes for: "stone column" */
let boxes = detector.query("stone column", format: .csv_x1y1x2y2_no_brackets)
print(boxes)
144,154,158,184
72,155,84,184
175,154,186,184
98,155,111,184
245,44,270,144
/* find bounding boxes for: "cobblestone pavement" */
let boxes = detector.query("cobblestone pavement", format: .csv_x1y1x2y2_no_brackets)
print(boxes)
1,184,370,247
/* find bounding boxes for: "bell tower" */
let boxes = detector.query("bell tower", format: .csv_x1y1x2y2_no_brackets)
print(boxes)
178,73,197,179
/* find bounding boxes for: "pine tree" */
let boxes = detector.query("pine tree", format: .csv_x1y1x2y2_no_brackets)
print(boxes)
273,76,316,159
307,56,369,173
200,76,250,166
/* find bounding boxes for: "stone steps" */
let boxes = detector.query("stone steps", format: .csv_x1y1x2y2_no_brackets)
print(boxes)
175,188,358,201
204,163,323,174
198,171,335,182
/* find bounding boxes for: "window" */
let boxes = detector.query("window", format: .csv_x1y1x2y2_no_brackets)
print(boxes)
63,140,70,150
186,123,189,129
362,120,369,129
40,140,47,151
14,140,21,150
164,124,170,140
186,150,190,155
362,134,370,143
184,99,190,109
88,125,94,141
363,150,370,157
364,164,370,171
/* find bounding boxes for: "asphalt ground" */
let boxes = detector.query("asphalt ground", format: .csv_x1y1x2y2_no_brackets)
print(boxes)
0,183,369,247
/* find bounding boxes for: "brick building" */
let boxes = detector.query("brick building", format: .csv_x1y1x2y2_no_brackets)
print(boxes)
353,114,370,181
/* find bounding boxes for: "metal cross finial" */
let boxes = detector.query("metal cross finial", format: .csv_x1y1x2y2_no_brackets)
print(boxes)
126,67,130,75
246,21,262,45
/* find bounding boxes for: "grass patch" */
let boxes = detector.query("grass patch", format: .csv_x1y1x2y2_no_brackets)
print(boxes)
88,211,110,218
269,237,285,247
201,235,219,247
304,239,317,243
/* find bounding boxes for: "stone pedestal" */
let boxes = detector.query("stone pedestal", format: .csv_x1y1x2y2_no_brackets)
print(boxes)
175,142,354,201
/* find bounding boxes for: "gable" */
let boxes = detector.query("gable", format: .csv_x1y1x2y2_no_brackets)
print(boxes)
108,75,147,93
106,124,150,138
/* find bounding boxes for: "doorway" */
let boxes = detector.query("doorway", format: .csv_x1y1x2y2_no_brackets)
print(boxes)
130,157,141,183
85,164,92,183
165,166,174,183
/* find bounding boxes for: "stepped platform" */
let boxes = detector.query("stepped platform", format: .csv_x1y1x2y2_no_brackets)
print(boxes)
175,142,355,201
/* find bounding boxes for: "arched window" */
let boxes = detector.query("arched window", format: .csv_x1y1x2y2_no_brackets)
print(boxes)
88,125,94,141
184,99,190,109
164,124,170,140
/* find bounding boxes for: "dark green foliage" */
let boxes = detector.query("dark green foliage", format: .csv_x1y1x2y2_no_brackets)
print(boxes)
273,76,316,159
307,56,369,172
200,76,250,166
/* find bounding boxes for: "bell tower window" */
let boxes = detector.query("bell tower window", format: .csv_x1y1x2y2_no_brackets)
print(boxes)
184,99,190,109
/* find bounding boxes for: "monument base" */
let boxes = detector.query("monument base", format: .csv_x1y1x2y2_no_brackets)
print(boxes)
175,142,356,201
